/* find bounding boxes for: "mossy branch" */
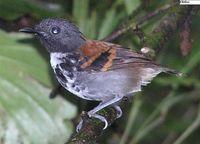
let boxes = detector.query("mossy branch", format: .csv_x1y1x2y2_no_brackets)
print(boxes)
143,5,198,54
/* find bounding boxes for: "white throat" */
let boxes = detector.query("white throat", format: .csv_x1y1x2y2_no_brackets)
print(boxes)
50,52,67,69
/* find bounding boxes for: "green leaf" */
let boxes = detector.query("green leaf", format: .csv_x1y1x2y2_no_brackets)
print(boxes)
73,0,89,32
72,0,98,39
0,31,77,144
0,0,64,20
98,9,124,40
124,0,141,15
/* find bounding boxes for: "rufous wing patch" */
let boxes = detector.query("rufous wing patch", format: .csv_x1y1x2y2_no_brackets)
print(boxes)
101,48,116,71
80,40,118,71
80,52,102,69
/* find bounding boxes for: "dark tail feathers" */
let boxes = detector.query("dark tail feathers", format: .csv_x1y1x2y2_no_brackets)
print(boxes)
161,67,182,77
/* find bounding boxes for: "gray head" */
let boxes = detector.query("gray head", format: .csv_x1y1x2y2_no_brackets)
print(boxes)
19,18,86,53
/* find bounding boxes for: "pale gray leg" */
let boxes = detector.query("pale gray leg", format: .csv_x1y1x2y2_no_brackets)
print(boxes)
76,96,122,132
87,96,122,129
76,119,83,132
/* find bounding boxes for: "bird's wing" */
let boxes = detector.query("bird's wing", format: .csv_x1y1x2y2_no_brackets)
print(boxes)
78,40,180,86
79,40,157,71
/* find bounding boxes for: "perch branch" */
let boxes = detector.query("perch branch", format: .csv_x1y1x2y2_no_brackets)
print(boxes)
102,2,178,42
142,5,199,55
66,5,198,144
66,102,126,144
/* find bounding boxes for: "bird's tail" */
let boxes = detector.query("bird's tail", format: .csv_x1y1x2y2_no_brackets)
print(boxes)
161,67,183,77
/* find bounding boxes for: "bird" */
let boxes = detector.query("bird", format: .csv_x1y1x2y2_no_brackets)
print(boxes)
19,18,181,132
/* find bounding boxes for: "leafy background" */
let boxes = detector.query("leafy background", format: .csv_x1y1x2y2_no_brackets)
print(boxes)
0,0,200,144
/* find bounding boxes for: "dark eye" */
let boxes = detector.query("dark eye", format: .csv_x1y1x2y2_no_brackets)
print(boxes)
51,26,61,34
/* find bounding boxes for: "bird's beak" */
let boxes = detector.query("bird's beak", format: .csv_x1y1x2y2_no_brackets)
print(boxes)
19,27,46,37
19,27,37,34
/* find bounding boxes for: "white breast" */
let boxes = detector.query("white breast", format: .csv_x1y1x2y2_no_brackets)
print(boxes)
50,52,66,68
50,52,91,100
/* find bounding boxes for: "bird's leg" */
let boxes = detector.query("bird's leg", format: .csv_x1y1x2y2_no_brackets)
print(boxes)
76,96,122,132
49,84,62,98
76,111,88,132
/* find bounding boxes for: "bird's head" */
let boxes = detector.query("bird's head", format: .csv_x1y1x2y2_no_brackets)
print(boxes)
19,18,86,53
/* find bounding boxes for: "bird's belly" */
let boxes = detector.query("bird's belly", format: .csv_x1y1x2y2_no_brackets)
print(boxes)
75,69,139,101
52,62,140,101
53,65,94,101
55,73,94,101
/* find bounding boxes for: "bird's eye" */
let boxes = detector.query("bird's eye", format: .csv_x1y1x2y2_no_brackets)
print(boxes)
51,26,61,34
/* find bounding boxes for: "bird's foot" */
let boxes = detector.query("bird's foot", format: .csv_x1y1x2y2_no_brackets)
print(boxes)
76,118,83,132
76,111,87,132
88,112,108,130
76,111,108,132
114,105,122,118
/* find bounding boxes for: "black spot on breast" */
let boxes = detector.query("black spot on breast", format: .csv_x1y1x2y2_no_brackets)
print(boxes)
67,72,74,79
61,55,78,66
60,63,73,71
75,87,80,92
71,84,75,88
59,63,76,80
55,67,68,83
68,55,78,62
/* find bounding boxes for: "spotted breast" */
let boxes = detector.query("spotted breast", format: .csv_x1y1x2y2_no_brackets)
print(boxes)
50,52,91,100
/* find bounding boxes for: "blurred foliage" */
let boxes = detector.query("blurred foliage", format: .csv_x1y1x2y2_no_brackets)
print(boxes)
0,31,77,143
0,0,200,144
0,0,65,20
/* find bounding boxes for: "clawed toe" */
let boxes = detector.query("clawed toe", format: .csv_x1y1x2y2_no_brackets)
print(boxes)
76,118,83,132
114,105,122,118
76,112,108,132
88,112,108,130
